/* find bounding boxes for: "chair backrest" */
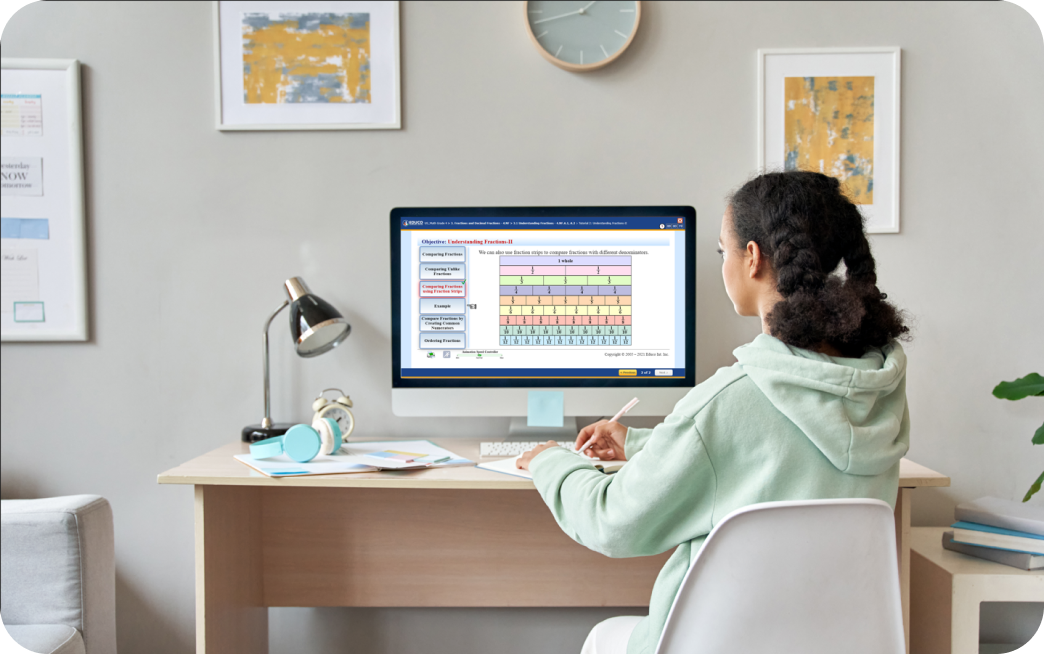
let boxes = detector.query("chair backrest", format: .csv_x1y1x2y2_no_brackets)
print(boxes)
654,499,904,654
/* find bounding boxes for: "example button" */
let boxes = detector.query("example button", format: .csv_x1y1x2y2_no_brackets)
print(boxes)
655,369,672,376
618,370,637,376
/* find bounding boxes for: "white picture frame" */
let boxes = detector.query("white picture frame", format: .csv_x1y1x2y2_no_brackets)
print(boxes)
758,47,901,234
214,1,401,131
1,58,88,342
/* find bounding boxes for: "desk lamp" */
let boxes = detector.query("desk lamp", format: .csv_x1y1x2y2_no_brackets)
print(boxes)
241,277,351,443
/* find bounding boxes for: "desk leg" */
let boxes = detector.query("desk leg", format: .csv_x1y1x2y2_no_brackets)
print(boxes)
895,487,912,654
195,485,267,653
910,548,952,654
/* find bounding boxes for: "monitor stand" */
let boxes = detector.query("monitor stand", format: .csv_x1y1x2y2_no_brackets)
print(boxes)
506,417,579,443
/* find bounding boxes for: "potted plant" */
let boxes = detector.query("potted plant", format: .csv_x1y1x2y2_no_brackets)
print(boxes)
992,373,1044,501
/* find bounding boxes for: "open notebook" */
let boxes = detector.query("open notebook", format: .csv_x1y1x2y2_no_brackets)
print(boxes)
478,455,626,480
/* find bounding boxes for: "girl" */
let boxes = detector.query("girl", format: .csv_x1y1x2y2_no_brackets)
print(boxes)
518,170,911,654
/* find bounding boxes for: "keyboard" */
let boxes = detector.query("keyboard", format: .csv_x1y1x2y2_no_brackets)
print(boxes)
479,441,577,458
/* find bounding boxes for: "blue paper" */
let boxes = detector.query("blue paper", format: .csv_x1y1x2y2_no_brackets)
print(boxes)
0,218,49,240
527,391,564,427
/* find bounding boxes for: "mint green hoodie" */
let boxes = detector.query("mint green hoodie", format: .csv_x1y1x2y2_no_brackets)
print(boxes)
529,334,910,654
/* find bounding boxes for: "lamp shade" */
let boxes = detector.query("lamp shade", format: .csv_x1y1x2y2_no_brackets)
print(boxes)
284,277,351,357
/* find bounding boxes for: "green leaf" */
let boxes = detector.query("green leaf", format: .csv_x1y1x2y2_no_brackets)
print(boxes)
993,373,1044,400
1023,470,1043,502
1035,422,1044,445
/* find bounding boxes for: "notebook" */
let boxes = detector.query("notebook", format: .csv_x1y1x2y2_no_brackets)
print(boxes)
477,454,626,480
950,521,1044,555
943,531,1044,570
954,496,1044,536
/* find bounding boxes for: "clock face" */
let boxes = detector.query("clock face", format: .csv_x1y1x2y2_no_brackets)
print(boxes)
319,405,354,439
526,1,640,70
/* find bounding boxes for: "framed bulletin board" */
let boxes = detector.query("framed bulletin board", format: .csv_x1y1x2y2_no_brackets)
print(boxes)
1,58,88,341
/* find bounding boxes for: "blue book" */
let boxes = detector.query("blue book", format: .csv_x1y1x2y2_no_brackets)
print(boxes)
951,521,1044,555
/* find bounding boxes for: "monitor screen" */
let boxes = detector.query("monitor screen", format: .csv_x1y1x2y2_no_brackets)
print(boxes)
391,207,695,388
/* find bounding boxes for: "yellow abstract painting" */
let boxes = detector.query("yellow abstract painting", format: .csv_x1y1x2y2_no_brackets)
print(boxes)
784,76,874,204
242,13,370,104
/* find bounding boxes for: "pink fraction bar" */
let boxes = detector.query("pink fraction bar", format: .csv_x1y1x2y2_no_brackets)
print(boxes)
560,266,630,275
501,266,565,275
500,315,631,325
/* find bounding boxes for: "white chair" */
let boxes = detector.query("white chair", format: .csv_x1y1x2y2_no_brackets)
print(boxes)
1,495,116,654
654,498,904,654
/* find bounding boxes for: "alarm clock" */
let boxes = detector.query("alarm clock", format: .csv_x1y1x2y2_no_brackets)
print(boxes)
312,388,355,442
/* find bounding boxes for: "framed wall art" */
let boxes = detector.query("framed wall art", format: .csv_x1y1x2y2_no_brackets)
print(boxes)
1,58,88,341
759,47,901,233
214,1,401,130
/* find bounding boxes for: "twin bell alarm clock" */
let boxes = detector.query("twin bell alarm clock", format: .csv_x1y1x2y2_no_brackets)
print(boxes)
311,388,355,440
249,388,355,463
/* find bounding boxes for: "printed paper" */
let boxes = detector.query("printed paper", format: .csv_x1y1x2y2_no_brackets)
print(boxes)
0,94,43,136
1,249,40,313
0,157,43,196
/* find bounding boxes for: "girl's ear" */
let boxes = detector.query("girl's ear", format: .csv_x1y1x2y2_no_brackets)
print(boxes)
747,241,765,279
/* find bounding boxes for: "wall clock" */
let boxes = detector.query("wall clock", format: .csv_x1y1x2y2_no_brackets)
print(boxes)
524,1,641,72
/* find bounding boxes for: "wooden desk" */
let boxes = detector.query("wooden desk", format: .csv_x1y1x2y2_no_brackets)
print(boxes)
159,442,948,654
910,527,1044,654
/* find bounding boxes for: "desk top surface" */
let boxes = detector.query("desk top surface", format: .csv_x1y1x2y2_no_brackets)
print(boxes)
158,440,951,490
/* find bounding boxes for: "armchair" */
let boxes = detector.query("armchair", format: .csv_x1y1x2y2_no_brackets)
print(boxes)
1,495,116,654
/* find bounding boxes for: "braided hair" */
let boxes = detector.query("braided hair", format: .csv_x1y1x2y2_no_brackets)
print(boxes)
727,171,909,357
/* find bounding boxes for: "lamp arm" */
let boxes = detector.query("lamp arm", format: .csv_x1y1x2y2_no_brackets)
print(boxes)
261,299,290,429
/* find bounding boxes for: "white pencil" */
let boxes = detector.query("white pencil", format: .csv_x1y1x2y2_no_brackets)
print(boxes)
576,397,640,457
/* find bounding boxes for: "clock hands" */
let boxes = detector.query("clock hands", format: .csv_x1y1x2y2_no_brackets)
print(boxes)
532,9,582,24
532,1,598,24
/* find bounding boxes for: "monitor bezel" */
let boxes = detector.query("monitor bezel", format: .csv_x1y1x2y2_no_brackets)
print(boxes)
390,206,696,388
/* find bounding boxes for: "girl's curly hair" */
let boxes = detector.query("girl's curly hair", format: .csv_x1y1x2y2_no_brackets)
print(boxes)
728,171,909,357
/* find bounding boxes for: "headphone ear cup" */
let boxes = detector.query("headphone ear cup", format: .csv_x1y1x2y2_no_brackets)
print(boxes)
283,424,321,463
311,417,342,455
326,417,343,451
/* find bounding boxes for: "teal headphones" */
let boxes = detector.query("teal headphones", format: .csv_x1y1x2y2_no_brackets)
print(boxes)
250,417,343,463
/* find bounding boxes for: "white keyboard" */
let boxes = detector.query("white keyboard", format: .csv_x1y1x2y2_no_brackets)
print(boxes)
480,441,577,458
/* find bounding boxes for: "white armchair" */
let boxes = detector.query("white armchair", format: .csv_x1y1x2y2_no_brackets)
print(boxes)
1,495,116,654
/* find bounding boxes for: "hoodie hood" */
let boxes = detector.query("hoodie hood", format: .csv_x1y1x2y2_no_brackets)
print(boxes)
734,334,909,476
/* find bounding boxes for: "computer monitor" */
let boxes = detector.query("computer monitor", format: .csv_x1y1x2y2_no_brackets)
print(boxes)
390,206,696,439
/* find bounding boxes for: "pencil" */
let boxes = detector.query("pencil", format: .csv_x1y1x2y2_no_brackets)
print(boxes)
576,397,640,457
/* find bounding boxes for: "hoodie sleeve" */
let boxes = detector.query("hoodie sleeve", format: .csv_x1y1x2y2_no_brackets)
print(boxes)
624,426,654,459
529,410,717,558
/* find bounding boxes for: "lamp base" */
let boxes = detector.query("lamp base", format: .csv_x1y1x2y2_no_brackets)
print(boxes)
241,423,293,443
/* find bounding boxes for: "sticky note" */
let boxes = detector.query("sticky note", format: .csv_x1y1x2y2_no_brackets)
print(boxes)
1,218,49,240
13,301,44,323
527,391,564,428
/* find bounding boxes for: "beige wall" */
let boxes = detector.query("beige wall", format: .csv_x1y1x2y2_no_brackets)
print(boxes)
2,2,1042,652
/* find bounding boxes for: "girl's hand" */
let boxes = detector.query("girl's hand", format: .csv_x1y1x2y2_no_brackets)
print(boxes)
575,420,628,461
516,441,559,471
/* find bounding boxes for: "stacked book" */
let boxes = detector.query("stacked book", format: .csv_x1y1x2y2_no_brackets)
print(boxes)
945,496,1044,570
